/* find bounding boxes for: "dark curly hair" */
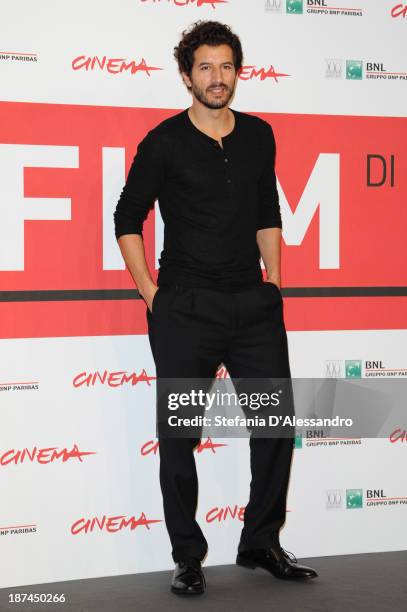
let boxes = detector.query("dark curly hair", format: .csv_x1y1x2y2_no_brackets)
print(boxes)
174,20,243,83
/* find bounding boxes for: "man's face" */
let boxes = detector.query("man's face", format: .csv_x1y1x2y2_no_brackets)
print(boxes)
182,44,238,110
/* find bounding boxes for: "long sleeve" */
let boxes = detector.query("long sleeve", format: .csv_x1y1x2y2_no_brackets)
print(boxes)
113,129,167,239
257,123,282,230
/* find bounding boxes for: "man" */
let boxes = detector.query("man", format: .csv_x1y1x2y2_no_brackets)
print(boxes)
114,20,317,595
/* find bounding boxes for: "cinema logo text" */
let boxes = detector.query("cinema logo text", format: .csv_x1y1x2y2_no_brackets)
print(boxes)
389,428,407,443
238,64,290,82
206,504,245,523
391,3,407,18
141,436,227,455
71,512,162,534
215,365,229,378
0,444,96,466
140,0,228,7
72,56,162,76
73,368,155,387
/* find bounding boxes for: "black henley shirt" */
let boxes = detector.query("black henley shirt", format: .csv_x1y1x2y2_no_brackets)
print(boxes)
113,108,282,291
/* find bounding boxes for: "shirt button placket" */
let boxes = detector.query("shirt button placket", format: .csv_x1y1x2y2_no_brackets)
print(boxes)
213,141,232,185
223,151,232,185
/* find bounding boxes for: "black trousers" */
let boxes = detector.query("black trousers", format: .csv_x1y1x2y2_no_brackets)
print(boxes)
146,281,294,563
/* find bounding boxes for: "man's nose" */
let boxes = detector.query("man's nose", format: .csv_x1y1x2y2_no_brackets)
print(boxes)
211,66,222,82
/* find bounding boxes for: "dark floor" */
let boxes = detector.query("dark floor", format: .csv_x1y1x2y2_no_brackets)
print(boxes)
1,551,406,612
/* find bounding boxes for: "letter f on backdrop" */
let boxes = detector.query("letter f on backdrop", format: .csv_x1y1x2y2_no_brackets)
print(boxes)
0,144,78,270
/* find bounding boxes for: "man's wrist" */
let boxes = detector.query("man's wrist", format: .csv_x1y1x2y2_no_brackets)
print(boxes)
138,279,156,301
265,273,281,288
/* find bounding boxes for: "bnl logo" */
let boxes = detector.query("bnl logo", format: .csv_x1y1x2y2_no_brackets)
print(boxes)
346,489,363,509
326,60,364,80
346,60,363,80
272,0,332,14
265,0,304,11
287,0,303,12
345,360,362,379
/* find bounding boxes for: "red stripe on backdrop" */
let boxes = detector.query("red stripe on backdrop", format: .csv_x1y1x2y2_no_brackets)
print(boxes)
0,101,405,338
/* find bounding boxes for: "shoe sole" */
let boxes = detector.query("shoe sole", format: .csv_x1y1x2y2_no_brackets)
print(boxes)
171,586,205,595
236,555,318,580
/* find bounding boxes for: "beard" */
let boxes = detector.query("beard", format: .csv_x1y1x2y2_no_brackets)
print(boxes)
190,80,235,109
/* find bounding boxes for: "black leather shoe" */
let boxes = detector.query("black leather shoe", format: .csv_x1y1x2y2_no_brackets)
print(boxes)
171,558,206,595
236,545,318,580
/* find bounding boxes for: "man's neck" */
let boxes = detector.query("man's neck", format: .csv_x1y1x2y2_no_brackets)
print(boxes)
188,103,235,147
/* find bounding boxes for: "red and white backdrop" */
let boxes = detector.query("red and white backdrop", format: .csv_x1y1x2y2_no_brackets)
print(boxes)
1,0,406,589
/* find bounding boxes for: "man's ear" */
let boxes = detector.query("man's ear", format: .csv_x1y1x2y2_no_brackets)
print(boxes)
181,71,192,89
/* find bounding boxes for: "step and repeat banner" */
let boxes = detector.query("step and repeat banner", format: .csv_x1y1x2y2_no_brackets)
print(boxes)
1,0,406,589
